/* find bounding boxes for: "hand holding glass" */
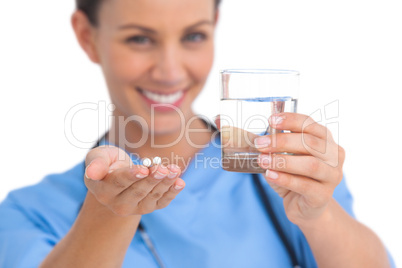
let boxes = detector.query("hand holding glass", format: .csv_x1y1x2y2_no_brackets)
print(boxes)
220,69,299,173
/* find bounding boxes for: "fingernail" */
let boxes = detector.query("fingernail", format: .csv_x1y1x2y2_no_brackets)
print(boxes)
254,136,271,148
154,171,166,180
258,154,272,168
168,171,178,179
270,115,284,125
174,184,184,190
266,169,278,180
167,164,180,178
84,161,94,180
136,172,148,179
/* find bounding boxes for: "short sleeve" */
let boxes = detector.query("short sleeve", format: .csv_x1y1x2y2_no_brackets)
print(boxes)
0,196,56,267
332,175,396,267
0,161,87,267
333,174,355,217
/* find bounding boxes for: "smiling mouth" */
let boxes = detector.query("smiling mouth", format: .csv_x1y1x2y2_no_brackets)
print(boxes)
136,87,188,111
138,88,184,104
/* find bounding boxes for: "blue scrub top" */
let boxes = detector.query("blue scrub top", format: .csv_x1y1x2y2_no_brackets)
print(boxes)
0,136,395,267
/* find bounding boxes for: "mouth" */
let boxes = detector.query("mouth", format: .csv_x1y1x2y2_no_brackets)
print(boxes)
136,87,188,111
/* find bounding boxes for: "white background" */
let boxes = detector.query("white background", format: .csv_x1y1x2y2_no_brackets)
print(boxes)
0,0,401,266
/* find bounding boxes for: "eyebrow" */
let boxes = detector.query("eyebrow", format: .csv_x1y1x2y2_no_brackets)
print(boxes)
117,20,214,33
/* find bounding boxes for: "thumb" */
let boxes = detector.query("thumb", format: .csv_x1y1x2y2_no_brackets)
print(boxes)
213,115,221,130
85,145,132,181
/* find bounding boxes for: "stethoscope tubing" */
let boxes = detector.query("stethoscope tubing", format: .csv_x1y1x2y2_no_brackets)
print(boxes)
89,123,302,268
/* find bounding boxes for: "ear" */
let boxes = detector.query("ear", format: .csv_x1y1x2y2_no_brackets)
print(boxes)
71,10,100,64
214,9,220,26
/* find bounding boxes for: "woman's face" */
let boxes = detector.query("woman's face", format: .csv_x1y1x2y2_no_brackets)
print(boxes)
92,0,216,135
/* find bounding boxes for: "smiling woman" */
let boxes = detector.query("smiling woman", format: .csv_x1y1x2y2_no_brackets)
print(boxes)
77,0,221,27
75,0,217,139
0,0,396,267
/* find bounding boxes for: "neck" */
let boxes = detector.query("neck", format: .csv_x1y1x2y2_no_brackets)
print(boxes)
106,109,214,171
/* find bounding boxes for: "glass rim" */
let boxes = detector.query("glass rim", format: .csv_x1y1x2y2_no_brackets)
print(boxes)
220,69,299,75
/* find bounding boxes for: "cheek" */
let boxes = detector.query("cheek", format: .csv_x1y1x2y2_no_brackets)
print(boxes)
98,43,150,116
186,45,214,83
101,43,149,84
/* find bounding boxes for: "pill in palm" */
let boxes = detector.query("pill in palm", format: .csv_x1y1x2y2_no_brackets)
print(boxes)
142,158,152,167
152,157,162,165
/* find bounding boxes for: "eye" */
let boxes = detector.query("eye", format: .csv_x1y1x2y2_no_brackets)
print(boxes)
183,32,207,43
125,35,152,45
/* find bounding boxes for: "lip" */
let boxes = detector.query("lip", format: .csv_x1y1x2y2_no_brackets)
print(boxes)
136,87,188,96
136,87,188,112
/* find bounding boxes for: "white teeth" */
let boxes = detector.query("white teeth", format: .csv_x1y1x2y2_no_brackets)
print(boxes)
142,90,183,104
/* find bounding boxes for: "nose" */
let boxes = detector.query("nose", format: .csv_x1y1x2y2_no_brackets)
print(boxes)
151,44,186,87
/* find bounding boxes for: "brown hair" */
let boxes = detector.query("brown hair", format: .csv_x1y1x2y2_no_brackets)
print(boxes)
76,0,222,27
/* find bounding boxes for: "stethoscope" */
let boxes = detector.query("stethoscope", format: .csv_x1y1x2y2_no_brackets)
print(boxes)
90,121,302,268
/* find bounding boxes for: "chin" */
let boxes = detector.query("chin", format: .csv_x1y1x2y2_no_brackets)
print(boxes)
148,113,185,136
144,95,196,136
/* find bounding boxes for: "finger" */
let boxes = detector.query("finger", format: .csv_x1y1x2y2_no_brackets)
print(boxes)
264,169,331,207
86,165,149,204
214,115,221,130
265,180,290,198
221,125,259,148
156,178,185,209
117,164,170,204
85,145,132,181
137,164,182,212
269,113,332,141
254,133,337,162
257,153,341,183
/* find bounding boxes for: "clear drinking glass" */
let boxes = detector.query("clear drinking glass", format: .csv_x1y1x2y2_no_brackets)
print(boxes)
220,69,299,173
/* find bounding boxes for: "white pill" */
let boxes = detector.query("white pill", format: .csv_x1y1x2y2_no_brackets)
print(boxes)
152,156,162,165
142,158,152,167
